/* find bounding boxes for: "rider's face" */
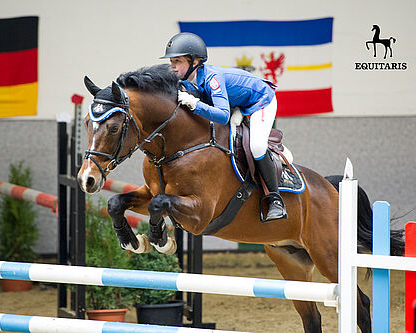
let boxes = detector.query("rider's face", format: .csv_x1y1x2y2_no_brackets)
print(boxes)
170,56,197,81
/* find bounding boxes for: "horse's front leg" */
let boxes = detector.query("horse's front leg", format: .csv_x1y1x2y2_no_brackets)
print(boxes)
107,184,153,253
147,193,206,254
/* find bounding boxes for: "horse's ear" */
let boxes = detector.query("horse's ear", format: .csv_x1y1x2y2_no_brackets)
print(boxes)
111,81,123,102
84,76,101,97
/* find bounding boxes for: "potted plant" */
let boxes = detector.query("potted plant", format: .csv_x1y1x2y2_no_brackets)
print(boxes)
129,221,184,326
84,196,135,321
0,161,38,292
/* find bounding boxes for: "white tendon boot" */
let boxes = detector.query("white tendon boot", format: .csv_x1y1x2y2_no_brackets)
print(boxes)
128,234,152,254
153,237,177,255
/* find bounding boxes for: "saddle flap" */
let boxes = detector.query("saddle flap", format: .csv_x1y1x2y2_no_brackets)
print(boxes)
237,122,283,193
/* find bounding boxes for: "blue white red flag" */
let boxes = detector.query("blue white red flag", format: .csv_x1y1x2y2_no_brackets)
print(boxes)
179,18,334,117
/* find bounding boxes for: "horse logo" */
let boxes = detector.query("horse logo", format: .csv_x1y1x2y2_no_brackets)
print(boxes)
260,52,285,84
365,24,396,59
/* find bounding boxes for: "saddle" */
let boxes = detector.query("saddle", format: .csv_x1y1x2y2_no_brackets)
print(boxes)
233,120,295,195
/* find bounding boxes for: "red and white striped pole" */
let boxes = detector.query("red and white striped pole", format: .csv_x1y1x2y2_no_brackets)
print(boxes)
103,179,139,193
0,181,58,213
0,180,142,228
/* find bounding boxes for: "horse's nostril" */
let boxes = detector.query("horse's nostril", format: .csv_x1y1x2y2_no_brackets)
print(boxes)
86,176,95,188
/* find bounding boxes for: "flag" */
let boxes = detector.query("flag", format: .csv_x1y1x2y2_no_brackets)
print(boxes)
179,18,333,117
0,16,39,118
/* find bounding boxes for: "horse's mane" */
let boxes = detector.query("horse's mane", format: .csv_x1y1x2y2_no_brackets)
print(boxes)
116,64,178,97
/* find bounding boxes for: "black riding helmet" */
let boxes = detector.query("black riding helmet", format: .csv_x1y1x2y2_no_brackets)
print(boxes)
160,32,207,80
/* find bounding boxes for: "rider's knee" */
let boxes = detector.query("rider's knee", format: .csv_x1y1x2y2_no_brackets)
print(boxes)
250,140,268,160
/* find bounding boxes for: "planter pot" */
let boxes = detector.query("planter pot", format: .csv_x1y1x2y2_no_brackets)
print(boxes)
86,308,128,322
1,279,33,292
135,300,186,326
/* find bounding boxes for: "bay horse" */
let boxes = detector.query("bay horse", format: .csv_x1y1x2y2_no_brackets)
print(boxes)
78,64,404,333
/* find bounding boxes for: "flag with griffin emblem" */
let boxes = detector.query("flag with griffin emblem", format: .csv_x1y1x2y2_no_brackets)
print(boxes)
179,18,333,117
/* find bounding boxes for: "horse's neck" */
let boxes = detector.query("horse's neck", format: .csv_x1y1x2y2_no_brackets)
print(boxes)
169,106,229,150
138,95,228,158
373,27,380,41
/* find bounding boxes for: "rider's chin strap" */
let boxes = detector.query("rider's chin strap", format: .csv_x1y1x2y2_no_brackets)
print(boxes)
182,57,206,81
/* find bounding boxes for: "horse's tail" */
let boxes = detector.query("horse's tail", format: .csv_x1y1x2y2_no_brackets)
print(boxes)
325,175,405,256
390,37,397,44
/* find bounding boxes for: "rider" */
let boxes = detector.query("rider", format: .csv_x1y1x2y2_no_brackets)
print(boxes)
160,32,287,221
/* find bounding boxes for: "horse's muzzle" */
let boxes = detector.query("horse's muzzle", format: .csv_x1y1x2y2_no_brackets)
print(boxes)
77,164,105,194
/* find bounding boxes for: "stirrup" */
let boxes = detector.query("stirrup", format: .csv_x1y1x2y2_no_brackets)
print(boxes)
260,192,288,222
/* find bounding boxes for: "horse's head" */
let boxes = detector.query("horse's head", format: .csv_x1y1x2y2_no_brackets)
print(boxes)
77,76,140,193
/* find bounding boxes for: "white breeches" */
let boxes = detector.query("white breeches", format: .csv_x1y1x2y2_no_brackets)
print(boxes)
249,96,277,160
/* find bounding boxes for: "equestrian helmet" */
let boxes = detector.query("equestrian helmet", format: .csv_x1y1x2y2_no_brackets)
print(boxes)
160,32,207,60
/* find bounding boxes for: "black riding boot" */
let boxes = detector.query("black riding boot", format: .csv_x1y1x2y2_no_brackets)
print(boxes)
255,151,288,221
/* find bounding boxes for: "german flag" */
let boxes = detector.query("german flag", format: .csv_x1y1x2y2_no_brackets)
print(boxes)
0,16,38,118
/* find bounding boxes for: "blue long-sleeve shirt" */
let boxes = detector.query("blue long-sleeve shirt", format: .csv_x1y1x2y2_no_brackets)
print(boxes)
190,64,276,125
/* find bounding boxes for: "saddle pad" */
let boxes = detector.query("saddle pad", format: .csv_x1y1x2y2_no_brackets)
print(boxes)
229,126,305,193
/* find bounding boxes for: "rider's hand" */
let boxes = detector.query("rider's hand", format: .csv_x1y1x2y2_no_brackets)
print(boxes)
178,91,199,111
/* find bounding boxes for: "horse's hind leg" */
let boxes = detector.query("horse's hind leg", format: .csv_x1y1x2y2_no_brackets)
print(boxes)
264,244,322,333
308,242,371,333
358,286,371,333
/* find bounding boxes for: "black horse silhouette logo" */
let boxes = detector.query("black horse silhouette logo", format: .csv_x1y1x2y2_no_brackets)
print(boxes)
365,25,396,59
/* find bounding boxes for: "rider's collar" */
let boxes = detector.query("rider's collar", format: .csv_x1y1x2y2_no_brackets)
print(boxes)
88,103,127,122
196,66,205,88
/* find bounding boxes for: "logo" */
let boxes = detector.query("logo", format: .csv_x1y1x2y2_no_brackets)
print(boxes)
260,52,285,84
355,25,407,71
209,77,220,91
93,104,104,114
365,25,396,59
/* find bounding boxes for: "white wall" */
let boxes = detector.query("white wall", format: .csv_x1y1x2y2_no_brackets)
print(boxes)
1,0,415,119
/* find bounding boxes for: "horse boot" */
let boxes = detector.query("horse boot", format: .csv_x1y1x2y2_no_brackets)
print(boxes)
255,150,288,221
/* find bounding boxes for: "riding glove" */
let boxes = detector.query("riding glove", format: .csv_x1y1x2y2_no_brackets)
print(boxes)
178,91,199,111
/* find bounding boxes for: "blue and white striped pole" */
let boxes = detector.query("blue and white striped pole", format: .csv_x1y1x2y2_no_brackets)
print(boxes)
0,313,247,333
0,261,338,305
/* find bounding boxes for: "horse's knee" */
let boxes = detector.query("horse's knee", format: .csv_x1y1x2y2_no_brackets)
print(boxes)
107,195,125,218
148,194,172,214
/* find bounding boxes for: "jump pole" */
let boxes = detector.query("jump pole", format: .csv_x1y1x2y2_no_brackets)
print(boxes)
0,261,338,305
0,181,57,213
0,313,246,333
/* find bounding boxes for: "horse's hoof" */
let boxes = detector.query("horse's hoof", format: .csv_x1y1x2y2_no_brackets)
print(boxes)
130,234,152,254
153,236,177,255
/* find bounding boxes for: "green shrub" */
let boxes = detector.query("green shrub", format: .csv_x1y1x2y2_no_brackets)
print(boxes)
129,222,181,305
0,161,38,262
85,196,135,309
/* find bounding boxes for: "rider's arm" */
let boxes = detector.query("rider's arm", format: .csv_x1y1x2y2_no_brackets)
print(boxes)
193,74,230,125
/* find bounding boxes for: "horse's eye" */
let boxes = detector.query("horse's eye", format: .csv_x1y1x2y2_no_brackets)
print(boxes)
109,125,119,134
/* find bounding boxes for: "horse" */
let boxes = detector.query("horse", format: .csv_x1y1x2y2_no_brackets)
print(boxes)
365,24,396,59
77,64,404,333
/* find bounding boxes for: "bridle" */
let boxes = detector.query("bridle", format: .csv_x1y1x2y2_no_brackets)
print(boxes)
84,98,142,181
84,96,182,182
